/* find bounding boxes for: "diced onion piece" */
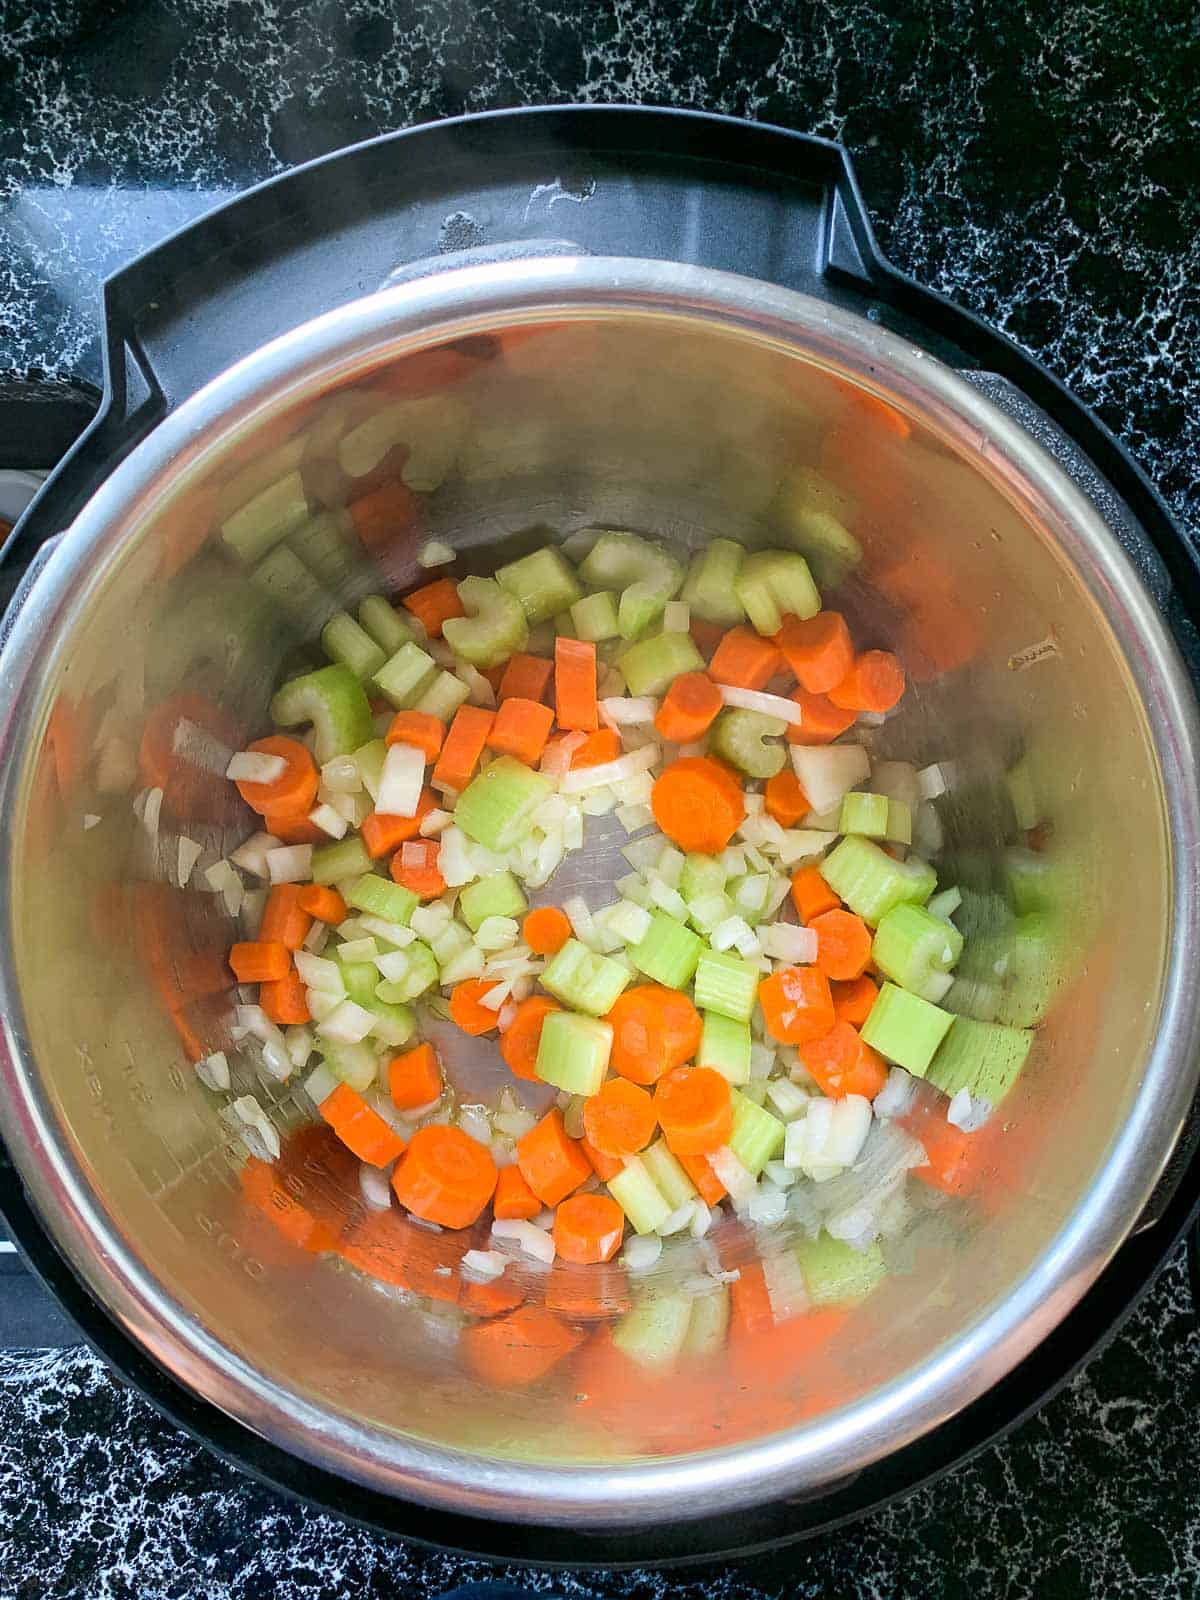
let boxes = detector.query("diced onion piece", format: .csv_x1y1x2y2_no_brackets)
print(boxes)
418,539,456,568
719,685,805,725
622,1233,663,1272
491,1218,556,1264
320,755,362,794
540,730,587,777
789,744,871,814
777,830,838,868
599,696,658,727
662,601,690,632
141,786,164,840
419,807,454,837
747,1186,787,1225
176,835,203,888
475,917,520,952
762,923,818,963
195,1051,230,1091
285,1025,315,1068
266,844,313,884
360,1164,393,1210
457,660,497,708
225,750,287,785
229,1095,280,1160
316,999,377,1043
295,952,345,994
303,1064,339,1108
709,1146,757,1206
308,802,349,839
377,742,426,818
477,980,512,1012
616,802,656,834
461,1248,508,1281
918,762,956,800
947,1088,992,1132
711,915,755,953
657,1201,696,1236
559,743,659,795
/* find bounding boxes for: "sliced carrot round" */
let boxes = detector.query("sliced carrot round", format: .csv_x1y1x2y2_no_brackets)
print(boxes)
799,1021,887,1100
784,688,858,746
831,974,879,1027
651,756,746,855
654,672,722,744
809,907,873,981
234,735,319,817
449,978,503,1036
607,984,702,1085
553,1193,626,1264
461,1305,582,1388
391,1123,498,1229
776,611,855,695
828,650,906,714
654,1066,733,1156
500,995,562,1081
522,906,572,956
582,1078,657,1157
758,966,836,1045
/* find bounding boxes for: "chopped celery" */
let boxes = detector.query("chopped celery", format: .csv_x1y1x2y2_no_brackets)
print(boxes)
430,920,473,968
1002,847,1063,917
358,594,418,654
927,886,962,923
711,708,787,779
374,642,439,710
354,738,387,801
795,1231,885,1307
578,531,684,640
778,504,862,591
860,981,953,1076
729,872,770,925
541,938,632,1016
693,948,759,1022
413,669,472,722
681,1285,730,1359
496,546,583,624
616,630,704,697
250,545,334,627
679,538,745,626
641,1139,698,1208
839,791,890,838
321,611,387,682
820,834,937,926
458,871,528,931
886,799,913,846
687,891,734,936
443,576,529,668
310,836,372,885
374,941,439,1002
319,1040,377,1093
608,1157,672,1235
570,590,621,642
872,904,964,1000
629,911,703,989
455,756,552,852
729,1089,786,1174
992,912,1068,1028
926,1015,1034,1106
346,873,418,926
734,550,821,635
289,509,365,591
535,1010,613,1095
336,960,378,1006
612,1293,693,1366
221,470,309,562
362,997,416,1048
271,663,375,762
680,853,726,905
698,1011,752,1084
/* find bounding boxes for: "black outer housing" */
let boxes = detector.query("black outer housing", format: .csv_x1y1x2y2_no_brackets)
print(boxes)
1,106,1199,1566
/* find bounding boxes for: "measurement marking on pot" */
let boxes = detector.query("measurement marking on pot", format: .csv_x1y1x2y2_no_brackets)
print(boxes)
1008,634,1060,671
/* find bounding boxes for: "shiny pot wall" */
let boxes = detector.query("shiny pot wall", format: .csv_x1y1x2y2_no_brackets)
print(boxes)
1,258,1198,1527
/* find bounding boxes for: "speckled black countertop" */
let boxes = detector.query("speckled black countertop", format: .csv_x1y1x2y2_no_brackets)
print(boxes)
3,2,1200,1596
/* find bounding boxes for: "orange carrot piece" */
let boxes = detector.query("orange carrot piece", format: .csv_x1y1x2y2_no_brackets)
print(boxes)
582,1078,657,1158
431,705,495,793
758,966,836,1045
708,627,783,690
568,728,621,768
493,1165,541,1221
554,636,598,732
901,1099,986,1197
296,884,348,924
449,978,503,1036
319,1082,407,1167
522,906,572,956
498,653,554,703
392,1123,498,1229
653,672,723,743
764,770,809,828
799,1021,887,1100
516,1108,592,1206
651,756,746,854
347,480,421,552
260,966,311,1025
462,1305,583,1388
234,735,319,818
791,865,840,923
654,1066,733,1156
776,611,855,695
730,1259,775,1339
402,576,465,639
228,940,291,983
360,789,436,857
809,908,873,981
388,1042,443,1110
607,984,703,1086
500,995,562,1081
579,1135,624,1183
553,1193,626,1265
784,687,858,746
385,711,445,761
828,650,906,713
832,974,879,1027
263,810,326,844
485,696,555,765
390,838,445,899
259,884,313,951
678,1149,727,1206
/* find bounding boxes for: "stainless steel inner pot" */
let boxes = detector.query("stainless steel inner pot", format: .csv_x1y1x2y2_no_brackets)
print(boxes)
1,257,1198,1526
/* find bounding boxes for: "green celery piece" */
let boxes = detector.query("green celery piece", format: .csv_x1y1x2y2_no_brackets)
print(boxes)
361,997,416,1048
679,538,745,626
319,1040,377,1092
734,550,821,635
336,960,378,1006
310,836,372,886
1002,847,1064,917
926,886,962,923
271,664,374,763
458,871,528,932
430,920,473,969
926,1015,1034,1106
455,756,552,852
617,630,705,696
578,531,685,640
886,799,913,846
570,590,621,642
611,1293,693,1367
641,1139,698,1208
681,1285,730,1359
346,872,418,926
729,1089,786,1174
607,1157,672,1235
778,504,862,591
541,938,631,1017
443,575,529,668
872,903,964,1000
412,669,471,722
354,738,387,802
250,545,335,627
373,641,439,709
860,981,953,1076
496,546,583,624
375,941,439,1003
686,892,734,936
820,834,937,927
358,594,419,654
288,509,365,592
321,611,387,682
992,912,1067,1028
697,1011,751,1084
680,853,726,905
221,469,309,562
693,948,759,1022
629,911,703,989
535,1010,613,1095
839,791,890,838
710,708,787,779
795,1231,885,1307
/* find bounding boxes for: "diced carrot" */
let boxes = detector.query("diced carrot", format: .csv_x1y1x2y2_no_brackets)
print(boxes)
758,966,836,1045
385,711,445,761
296,884,348,924
799,1020,887,1100
809,908,873,981
582,1078,657,1157
234,735,319,818
431,705,494,793
319,1082,407,1167
258,884,313,951
832,974,879,1027
360,788,436,857
654,1066,733,1156
607,984,702,1085
264,810,326,844
569,728,621,768
554,636,598,732
828,650,906,714
791,865,840,923
347,480,421,552
402,576,465,639
485,696,555,765
579,1135,624,1182
391,1123,498,1229
651,756,746,854
522,906,572,956
493,1165,541,1220
390,838,445,899
678,1149,727,1205
516,1108,592,1206
653,672,723,743
776,611,855,695
553,1193,626,1265
499,995,562,1081
498,653,554,703
449,978,503,1036
339,1207,463,1303
462,1305,583,1388
387,1042,443,1111
901,1098,986,1197
784,687,858,746
228,940,291,983
708,627,783,690
730,1259,775,1339
764,770,809,828
260,966,311,1025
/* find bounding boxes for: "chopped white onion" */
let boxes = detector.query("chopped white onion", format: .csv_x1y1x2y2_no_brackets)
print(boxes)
657,1201,696,1236
711,915,755,953
918,761,956,800
790,744,871,813
623,1233,663,1272
284,1025,315,1068
176,835,203,888
295,952,345,994
320,754,362,794
475,916,520,952
140,786,163,840
689,1200,713,1237
308,802,349,839
419,807,454,837
316,999,377,1043
360,1164,394,1210
873,1066,917,1119
559,743,658,795
356,915,416,947
762,923,818,963
709,1146,757,1206
747,1186,788,1225
719,685,805,725
302,1063,339,1108
456,660,497,708
229,1095,280,1161
302,920,329,954
491,1218,556,1265
266,844,313,884
563,896,597,944
418,539,456,568
461,1249,507,1281
616,802,656,834
377,742,425,818
540,730,586,777
195,1052,230,1091
599,696,658,727
225,751,287,785
947,1089,992,1132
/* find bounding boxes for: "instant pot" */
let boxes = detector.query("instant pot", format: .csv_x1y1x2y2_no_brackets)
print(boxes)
2,107,1200,1566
